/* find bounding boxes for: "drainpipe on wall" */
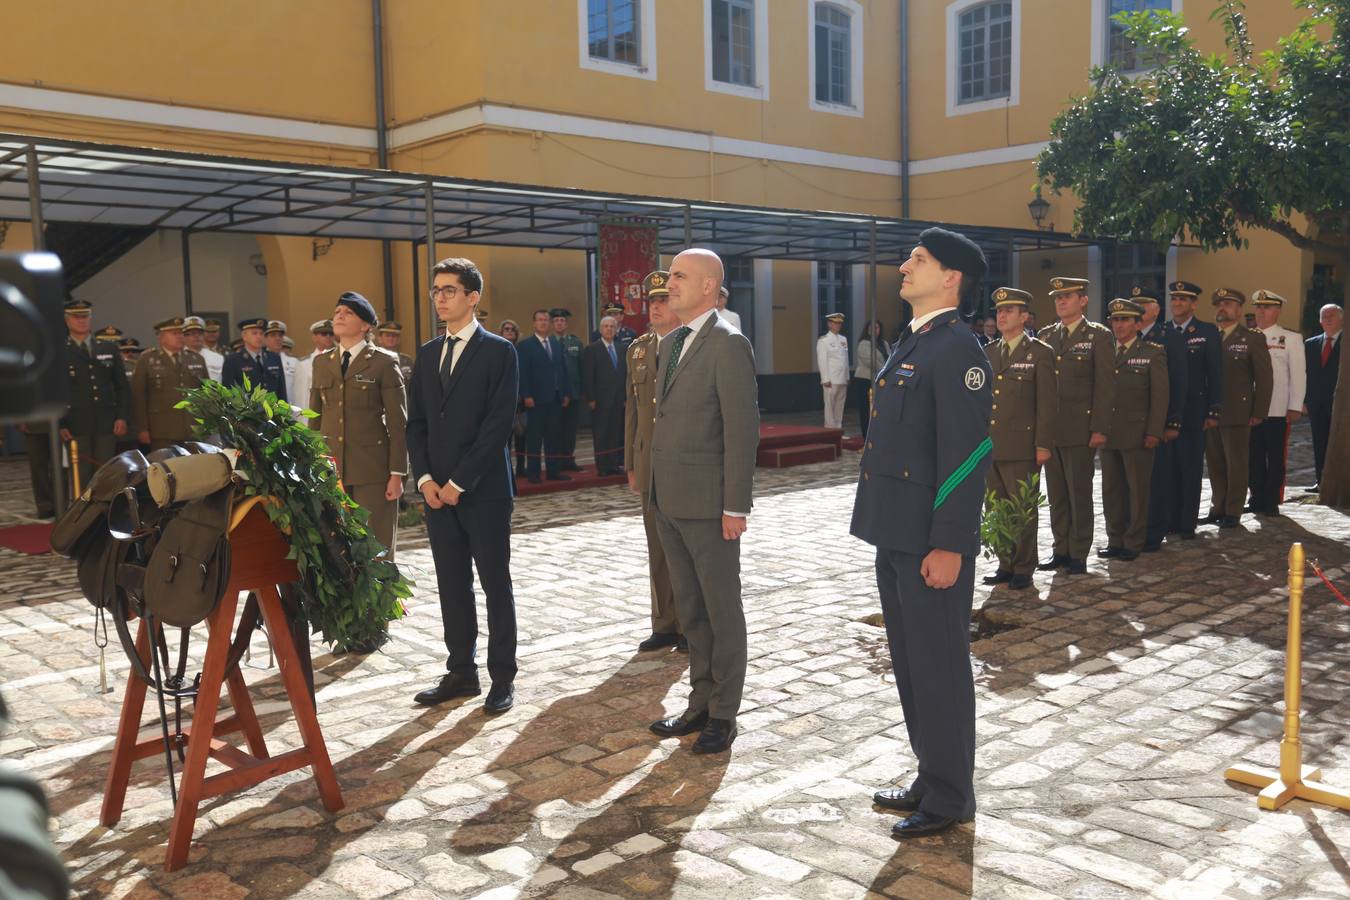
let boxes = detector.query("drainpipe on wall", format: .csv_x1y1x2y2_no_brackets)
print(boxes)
899,0,911,220
373,0,395,322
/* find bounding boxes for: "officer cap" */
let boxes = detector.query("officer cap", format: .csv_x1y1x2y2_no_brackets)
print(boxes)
376,321,403,335
603,303,625,316
182,316,206,333
1107,298,1144,319
1168,280,1201,297
1129,286,1160,304
991,287,1032,308
203,318,222,333
336,291,378,327
1212,287,1246,306
154,316,185,333
1252,289,1285,307
475,307,489,321
719,285,730,299
63,299,93,316
95,325,124,340
282,335,295,349
549,308,572,319
1048,276,1090,296
643,270,670,297
230,338,245,352
310,319,334,334
265,319,287,335
916,227,988,281
118,338,142,352
825,312,846,322
238,317,267,331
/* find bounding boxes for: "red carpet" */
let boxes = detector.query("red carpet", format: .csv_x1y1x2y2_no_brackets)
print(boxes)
0,523,55,555
516,468,627,497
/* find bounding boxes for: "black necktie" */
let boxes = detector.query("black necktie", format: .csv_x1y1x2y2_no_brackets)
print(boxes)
340,350,351,376
440,336,461,393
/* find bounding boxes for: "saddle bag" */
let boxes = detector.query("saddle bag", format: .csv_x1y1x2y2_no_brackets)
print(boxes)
143,486,234,628
51,450,148,557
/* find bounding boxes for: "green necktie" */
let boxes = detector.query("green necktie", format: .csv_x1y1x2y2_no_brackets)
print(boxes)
662,326,693,396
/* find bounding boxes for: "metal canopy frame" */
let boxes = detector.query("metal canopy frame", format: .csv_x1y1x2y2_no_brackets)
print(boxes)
0,133,1089,266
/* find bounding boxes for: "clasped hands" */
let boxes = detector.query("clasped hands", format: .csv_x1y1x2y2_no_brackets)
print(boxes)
420,478,461,508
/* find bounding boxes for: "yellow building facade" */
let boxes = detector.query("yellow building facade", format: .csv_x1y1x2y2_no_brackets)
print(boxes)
0,0,1338,382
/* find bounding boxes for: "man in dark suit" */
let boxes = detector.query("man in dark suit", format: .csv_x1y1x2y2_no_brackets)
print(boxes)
1162,282,1223,539
1305,304,1342,487
407,258,520,715
853,227,992,839
1134,286,1187,552
582,315,628,475
221,317,288,400
647,249,759,755
516,308,572,483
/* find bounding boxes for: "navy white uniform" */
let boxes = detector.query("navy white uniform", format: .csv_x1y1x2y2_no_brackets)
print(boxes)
851,308,993,823
1162,290,1222,536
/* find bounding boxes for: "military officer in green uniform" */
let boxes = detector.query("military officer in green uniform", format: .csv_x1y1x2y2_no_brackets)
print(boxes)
1037,277,1115,574
131,316,208,451
1098,299,1169,560
118,338,142,378
22,300,132,516
309,292,408,558
1204,287,1273,527
982,288,1056,590
552,308,585,471
375,321,415,387
624,271,685,651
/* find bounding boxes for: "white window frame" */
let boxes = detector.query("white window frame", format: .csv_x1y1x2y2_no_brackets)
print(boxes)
1091,0,1183,70
807,0,864,118
578,0,658,81
705,0,770,100
945,0,1021,118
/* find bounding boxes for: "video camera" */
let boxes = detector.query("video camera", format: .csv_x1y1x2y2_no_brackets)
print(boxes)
0,251,68,426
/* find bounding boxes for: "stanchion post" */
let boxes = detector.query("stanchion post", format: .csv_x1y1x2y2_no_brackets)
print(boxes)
1224,542,1350,811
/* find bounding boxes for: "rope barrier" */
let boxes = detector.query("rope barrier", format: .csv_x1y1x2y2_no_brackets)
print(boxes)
1309,559,1350,609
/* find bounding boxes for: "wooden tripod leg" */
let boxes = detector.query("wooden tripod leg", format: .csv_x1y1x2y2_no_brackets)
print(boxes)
224,666,268,759
100,618,149,827
164,590,240,871
257,584,343,813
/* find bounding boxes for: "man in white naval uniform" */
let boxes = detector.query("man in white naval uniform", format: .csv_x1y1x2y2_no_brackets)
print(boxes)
1247,289,1305,516
291,319,335,415
817,312,850,430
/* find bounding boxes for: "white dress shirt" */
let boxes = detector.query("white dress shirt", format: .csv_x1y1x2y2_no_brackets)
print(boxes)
907,306,959,334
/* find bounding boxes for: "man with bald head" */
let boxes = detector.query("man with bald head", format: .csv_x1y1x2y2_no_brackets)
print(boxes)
646,248,759,755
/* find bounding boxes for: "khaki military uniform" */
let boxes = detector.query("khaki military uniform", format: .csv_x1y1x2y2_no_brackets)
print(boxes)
1205,324,1273,518
623,331,679,636
132,348,207,450
1038,318,1116,562
984,335,1057,576
1101,338,1169,553
310,343,408,557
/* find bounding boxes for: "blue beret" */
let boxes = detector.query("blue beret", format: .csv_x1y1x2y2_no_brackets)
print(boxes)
337,291,378,327
917,227,988,281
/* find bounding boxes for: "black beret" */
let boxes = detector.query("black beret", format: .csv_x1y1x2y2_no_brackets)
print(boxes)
337,291,378,327
916,227,987,281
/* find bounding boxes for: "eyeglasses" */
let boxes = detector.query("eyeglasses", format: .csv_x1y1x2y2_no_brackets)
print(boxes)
429,286,461,300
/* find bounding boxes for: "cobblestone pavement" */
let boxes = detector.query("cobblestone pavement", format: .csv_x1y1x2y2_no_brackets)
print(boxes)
2,421,1349,898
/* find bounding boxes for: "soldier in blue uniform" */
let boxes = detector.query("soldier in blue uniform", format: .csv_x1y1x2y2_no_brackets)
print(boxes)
1133,286,1187,551
221,316,288,400
852,227,993,839
1161,281,1223,539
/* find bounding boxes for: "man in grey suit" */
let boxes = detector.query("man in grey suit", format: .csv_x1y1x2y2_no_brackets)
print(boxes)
647,249,759,754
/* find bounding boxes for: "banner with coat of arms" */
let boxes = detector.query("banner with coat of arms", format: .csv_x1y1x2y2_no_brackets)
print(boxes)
597,220,660,335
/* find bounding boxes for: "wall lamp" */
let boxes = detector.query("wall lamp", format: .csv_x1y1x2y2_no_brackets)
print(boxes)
249,253,267,276
1028,186,1054,232
312,237,335,260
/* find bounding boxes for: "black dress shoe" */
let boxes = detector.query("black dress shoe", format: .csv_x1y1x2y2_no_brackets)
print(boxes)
1118,549,1139,561
1096,546,1123,559
1142,541,1162,553
691,718,737,754
546,473,572,482
675,635,688,652
873,786,922,812
484,682,514,714
1064,558,1088,574
1037,554,1069,571
638,632,679,652
1008,573,1032,590
414,673,481,706
1200,513,1221,525
1174,530,1198,540
891,810,959,839
650,710,709,737
1218,515,1240,529
982,570,1013,585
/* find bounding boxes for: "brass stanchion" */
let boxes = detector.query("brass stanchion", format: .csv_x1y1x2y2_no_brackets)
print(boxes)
69,438,82,500
1224,543,1350,811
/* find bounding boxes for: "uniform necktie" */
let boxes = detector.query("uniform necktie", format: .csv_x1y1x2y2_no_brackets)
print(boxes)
341,350,351,376
662,326,693,396
1116,343,1128,365
608,342,617,368
440,336,461,393
1323,336,1334,367
1000,343,1010,368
